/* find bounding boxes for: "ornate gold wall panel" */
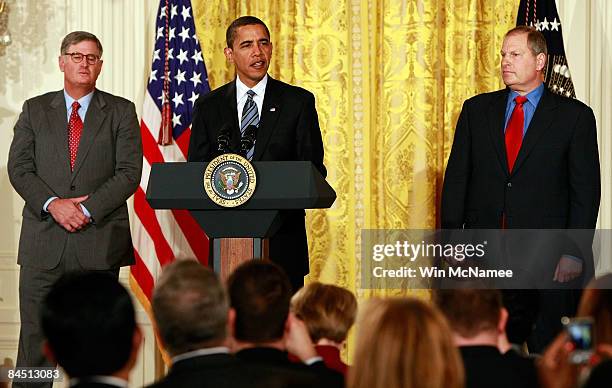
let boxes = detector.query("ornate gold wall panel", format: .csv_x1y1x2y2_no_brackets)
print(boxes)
193,0,516,308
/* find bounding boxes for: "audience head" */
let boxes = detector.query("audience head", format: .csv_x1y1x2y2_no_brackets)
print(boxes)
432,289,507,344
502,291,538,346
290,282,357,345
152,260,229,356
41,272,140,378
349,297,464,388
228,260,291,344
577,273,612,346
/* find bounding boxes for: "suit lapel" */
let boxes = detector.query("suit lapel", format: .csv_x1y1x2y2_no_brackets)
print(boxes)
71,90,107,181
511,88,557,174
253,76,282,161
487,89,510,176
47,91,72,178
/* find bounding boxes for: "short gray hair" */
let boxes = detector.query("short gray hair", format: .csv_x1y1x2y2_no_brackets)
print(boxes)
152,260,228,356
60,31,103,56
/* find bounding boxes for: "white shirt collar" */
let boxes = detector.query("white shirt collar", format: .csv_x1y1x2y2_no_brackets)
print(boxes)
69,375,128,388
171,346,230,364
235,74,268,103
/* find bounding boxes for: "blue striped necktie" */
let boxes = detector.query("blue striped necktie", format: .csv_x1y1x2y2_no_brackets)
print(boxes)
240,90,258,160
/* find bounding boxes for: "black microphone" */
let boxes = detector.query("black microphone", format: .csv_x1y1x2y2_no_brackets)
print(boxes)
240,124,258,158
216,123,232,155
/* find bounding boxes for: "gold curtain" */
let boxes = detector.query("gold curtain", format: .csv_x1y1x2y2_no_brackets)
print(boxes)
193,0,516,355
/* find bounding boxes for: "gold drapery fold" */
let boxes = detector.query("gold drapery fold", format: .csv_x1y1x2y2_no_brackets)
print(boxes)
194,0,516,355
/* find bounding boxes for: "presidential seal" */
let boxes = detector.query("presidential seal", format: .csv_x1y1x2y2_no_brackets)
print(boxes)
203,153,257,207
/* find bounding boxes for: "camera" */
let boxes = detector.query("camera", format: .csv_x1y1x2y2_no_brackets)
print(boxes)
562,316,594,364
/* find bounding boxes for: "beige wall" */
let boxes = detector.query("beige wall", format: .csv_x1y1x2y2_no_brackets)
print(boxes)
0,1,159,386
0,0,610,386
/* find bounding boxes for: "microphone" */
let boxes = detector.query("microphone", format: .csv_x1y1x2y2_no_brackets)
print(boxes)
240,124,258,158
216,123,232,155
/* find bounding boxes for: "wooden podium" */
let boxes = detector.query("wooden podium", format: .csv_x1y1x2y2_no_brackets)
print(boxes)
146,161,336,278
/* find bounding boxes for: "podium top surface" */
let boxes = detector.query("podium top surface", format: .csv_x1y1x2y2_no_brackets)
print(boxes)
146,161,336,210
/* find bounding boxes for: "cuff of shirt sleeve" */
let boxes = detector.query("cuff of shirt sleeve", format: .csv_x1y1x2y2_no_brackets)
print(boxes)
562,254,582,263
304,356,323,365
43,196,58,212
79,204,91,218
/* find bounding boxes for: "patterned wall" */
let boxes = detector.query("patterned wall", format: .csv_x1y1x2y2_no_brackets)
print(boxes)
193,0,516,300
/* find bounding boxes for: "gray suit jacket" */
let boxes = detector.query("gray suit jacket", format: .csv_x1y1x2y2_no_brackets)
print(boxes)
8,89,142,270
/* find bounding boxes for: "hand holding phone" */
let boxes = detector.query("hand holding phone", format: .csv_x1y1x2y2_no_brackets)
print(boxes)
561,316,594,364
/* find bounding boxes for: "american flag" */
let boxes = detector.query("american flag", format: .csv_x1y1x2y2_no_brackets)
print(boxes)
130,0,210,304
517,0,576,98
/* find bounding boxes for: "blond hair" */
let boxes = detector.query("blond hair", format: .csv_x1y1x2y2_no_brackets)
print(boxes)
290,282,357,343
348,298,464,388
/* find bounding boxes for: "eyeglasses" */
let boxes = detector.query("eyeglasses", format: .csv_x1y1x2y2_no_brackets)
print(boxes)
64,52,101,65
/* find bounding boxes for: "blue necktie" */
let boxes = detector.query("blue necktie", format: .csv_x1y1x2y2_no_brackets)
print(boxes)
240,90,258,160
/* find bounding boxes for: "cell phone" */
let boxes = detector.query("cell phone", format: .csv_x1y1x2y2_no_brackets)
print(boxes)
562,316,594,364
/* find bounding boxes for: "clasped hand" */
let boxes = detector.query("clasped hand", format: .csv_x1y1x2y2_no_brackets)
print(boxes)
47,195,90,232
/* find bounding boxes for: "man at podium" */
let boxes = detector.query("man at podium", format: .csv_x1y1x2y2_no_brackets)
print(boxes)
188,16,326,291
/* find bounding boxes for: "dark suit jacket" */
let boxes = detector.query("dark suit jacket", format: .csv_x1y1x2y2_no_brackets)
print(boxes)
70,382,126,388
148,353,281,388
188,77,326,280
460,345,538,388
441,87,600,281
236,347,344,388
8,89,142,270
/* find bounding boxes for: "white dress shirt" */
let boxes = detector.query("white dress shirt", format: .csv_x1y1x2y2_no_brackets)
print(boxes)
235,74,268,127
171,346,230,364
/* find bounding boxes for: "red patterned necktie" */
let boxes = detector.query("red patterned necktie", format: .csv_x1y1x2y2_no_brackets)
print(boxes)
68,101,83,171
505,95,528,172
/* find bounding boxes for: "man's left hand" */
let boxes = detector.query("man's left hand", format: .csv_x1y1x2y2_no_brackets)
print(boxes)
553,255,583,283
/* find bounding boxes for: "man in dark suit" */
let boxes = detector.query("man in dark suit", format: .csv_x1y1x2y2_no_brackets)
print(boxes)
187,16,326,291
441,26,600,351
149,260,269,388
228,260,344,388
433,289,539,388
7,31,142,387
40,272,141,388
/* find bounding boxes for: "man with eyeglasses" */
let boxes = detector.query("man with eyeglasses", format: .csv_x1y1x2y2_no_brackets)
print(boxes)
7,31,142,388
